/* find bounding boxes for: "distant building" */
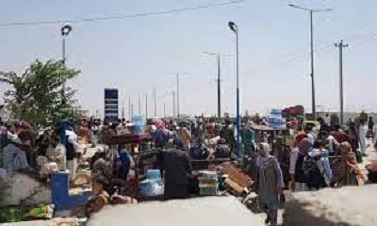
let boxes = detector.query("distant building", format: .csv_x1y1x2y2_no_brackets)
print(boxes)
317,111,377,123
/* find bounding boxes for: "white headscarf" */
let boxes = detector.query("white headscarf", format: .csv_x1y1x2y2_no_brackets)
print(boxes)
257,142,271,166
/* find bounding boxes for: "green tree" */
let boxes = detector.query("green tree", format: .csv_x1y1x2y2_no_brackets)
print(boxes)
330,113,340,125
251,113,262,124
356,110,368,124
0,60,80,126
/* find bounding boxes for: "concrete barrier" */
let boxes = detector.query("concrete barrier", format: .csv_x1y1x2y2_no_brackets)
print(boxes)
0,173,50,207
88,196,260,226
284,185,377,226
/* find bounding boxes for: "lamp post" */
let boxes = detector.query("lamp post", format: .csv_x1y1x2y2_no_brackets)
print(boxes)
61,24,72,105
228,21,240,158
289,4,332,116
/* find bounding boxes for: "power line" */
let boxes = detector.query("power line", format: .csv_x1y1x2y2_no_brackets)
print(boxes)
0,0,245,27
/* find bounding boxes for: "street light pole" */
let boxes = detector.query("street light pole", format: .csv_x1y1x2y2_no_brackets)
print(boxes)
289,4,332,116
310,10,315,116
61,24,72,105
217,54,221,118
228,21,241,158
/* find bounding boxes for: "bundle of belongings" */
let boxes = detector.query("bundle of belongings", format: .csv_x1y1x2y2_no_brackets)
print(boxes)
221,162,253,197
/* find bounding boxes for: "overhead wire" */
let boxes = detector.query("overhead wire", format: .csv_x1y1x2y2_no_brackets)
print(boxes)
0,0,245,27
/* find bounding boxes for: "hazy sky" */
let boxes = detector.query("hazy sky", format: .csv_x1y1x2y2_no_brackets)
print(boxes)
1,0,377,117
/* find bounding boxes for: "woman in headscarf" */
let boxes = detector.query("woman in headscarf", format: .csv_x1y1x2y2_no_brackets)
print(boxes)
298,137,312,156
241,122,255,156
289,133,309,191
256,143,284,226
335,142,367,186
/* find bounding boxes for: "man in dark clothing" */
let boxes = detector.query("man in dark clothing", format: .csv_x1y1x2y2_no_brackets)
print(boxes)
162,139,192,199
220,121,235,152
368,117,374,131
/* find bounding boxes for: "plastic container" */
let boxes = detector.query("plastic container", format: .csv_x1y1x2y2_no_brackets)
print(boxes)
132,115,146,135
147,169,161,181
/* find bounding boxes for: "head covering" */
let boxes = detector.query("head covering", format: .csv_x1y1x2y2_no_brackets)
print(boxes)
92,158,107,174
173,138,184,150
257,142,271,166
218,138,226,145
260,143,270,157
339,142,352,155
337,141,367,182
294,131,307,147
298,138,312,155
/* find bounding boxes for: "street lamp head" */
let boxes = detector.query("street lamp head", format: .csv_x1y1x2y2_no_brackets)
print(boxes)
61,24,72,36
228,21,238,33
289,4,309,11
289,3,333,12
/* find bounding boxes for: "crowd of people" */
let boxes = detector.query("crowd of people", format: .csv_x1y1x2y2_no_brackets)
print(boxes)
1,115,377,225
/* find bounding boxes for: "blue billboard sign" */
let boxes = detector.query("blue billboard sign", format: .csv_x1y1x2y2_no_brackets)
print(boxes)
104,88,119,121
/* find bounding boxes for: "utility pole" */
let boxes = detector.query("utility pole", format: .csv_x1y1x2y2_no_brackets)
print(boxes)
138,94,141,114
176,74,180,119
164,103,166,118
289,4,333,116
145,94,148,120
121,104,125,119
153,88,157,117
168,73,186,119
128,96,131,120
204,52,225,118
172,91,176,117
131,104,134,119
217,54,221,118
335,40,348,125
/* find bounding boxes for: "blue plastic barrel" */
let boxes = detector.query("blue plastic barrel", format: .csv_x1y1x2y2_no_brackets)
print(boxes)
133,115,146,135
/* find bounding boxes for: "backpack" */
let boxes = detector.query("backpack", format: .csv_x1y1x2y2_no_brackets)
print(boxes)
302,155,325,189
189,144,209,160
214,144,231,159
294,152,306,183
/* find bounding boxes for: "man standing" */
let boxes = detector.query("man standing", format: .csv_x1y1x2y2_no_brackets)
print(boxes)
177,122,192,151
220,120,235,152
3,138,29,175
162,139,192,199
65,126,82,181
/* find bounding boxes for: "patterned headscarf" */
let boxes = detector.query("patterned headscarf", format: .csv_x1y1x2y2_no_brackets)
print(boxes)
298,138,312,155
340,142,367,182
